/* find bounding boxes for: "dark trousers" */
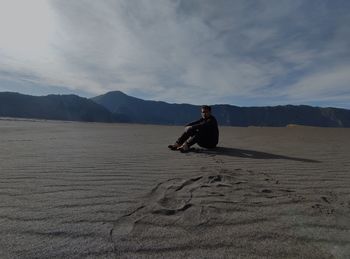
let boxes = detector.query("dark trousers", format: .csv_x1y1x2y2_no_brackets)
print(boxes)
176,127,217,148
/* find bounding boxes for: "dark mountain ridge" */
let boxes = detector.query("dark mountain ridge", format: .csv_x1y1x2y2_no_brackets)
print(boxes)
91,91,199,125
92,91,350,127
0,92,119,122
1,91,350,127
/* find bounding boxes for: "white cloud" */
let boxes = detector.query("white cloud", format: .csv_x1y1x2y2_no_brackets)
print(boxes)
0,0,349,108
286,66,350,102
0,0,56,57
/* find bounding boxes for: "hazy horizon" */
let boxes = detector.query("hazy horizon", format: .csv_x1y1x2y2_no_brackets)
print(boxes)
2,89,350,110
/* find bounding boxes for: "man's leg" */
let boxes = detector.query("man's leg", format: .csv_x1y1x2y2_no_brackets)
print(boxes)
185,134,200,147
176,127,198,146
168,127,198,150
177,128,201,152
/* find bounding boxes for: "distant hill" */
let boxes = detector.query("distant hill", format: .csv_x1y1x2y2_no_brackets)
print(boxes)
91,91,198,125
0,92,122,123
211,104,350,127
92,91,350,127
1,91,349,127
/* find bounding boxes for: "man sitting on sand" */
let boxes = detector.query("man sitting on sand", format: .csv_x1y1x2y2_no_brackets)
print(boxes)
168,105,219,153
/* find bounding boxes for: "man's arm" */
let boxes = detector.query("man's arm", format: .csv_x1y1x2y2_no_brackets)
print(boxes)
186,118,203,127
188,117,216,130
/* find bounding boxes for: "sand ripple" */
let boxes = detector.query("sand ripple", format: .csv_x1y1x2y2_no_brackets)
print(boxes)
1,120,349,258
112,165,349,258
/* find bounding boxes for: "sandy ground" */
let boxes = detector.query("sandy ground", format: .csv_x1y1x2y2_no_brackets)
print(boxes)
0,118,349,258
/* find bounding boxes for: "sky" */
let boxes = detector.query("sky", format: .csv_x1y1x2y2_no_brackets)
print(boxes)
0,0,349,108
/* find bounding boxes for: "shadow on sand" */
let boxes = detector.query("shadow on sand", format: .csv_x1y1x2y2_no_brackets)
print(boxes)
191,147,321,163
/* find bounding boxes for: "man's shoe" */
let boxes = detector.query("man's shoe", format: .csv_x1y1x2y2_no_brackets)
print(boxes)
168,143,180,150
179,143,190,153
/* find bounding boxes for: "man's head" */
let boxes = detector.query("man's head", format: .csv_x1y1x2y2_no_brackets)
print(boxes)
201,105,211,119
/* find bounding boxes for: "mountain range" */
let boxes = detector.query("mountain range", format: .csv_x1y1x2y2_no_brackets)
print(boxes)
0,92,119,123
1,91,350,127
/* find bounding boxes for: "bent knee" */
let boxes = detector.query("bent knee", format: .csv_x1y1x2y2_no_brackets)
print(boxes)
185,126,192,132
185,126,198,134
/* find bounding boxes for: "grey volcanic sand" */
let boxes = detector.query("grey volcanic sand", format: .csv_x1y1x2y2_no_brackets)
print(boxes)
0,119,349,258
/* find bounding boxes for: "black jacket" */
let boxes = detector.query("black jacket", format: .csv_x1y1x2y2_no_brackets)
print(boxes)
186,115,219,147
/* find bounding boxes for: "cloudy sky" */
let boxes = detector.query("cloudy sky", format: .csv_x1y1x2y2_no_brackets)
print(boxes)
0,0,349,108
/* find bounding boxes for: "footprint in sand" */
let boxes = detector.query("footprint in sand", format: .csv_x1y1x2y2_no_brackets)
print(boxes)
111,167,301,256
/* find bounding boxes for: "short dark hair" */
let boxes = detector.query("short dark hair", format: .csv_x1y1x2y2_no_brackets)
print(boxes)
201,105,211,111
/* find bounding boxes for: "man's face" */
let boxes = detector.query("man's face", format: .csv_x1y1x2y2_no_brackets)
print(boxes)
201,108,211,119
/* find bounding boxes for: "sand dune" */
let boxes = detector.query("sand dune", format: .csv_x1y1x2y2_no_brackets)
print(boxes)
0,119,349,258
